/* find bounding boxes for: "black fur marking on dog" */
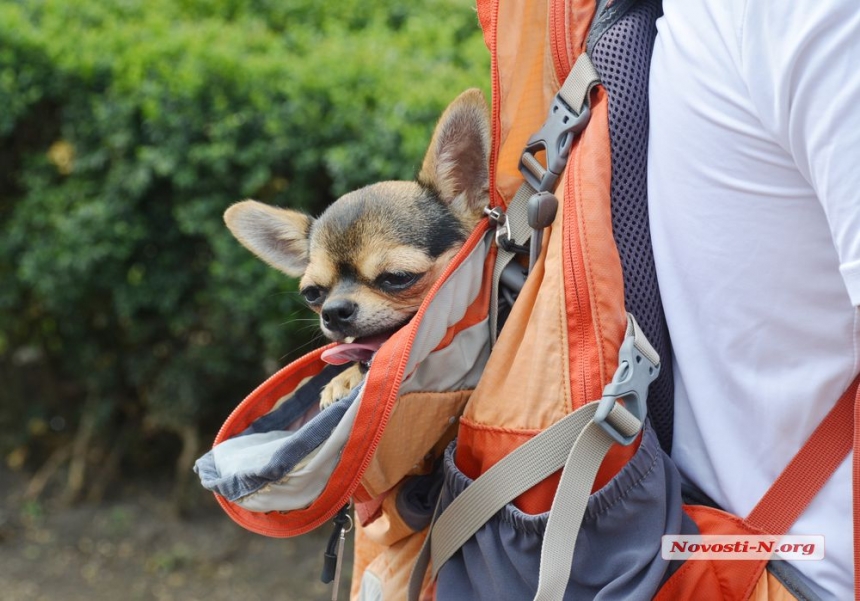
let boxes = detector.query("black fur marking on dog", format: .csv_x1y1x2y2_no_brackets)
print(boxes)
416,186,469,257
312,183,467,270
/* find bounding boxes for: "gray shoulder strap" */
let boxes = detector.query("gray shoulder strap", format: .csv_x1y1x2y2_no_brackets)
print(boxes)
586,0,645,53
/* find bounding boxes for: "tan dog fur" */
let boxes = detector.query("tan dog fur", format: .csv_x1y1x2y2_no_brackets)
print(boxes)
224,89,490,407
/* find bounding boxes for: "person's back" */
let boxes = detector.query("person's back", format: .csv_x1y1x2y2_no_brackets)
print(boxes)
648,1,860,599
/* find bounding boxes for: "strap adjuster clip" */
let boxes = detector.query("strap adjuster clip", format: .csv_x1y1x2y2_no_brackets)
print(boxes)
519,97,591,192
594,315,661,445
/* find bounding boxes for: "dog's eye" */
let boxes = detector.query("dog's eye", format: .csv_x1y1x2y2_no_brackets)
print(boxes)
300,286,324,305
377,271,420,291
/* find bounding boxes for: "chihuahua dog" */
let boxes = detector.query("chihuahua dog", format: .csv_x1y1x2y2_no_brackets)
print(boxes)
224,89,490,408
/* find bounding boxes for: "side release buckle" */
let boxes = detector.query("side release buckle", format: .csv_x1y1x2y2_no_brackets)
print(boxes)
593,314,661,446
518,95,591,193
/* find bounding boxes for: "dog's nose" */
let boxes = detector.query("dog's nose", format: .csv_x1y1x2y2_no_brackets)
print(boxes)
321,300,358,332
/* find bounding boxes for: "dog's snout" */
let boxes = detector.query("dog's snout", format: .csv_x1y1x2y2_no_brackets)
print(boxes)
321,299,358,331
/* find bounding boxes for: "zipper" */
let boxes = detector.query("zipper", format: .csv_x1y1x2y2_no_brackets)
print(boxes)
563,155,593,408
550,0,594,407
549,0,573,81
488,0,502,209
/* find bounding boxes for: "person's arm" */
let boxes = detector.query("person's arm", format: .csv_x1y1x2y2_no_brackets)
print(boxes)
739,0,860,305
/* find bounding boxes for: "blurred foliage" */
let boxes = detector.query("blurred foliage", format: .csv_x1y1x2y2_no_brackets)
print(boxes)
0,0,489,489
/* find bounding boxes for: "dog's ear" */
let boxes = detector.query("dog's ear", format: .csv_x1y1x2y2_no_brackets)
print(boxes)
419,88,490,226
223,200,313,277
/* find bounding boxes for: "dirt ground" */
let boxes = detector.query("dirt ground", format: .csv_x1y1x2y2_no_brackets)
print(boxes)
0,467,354,601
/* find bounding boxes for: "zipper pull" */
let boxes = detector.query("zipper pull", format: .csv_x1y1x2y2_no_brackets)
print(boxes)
527,191,558,273
330,514,352,601
320,503,353,601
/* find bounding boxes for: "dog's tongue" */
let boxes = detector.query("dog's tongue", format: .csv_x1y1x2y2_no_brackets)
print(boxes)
321,334,390,366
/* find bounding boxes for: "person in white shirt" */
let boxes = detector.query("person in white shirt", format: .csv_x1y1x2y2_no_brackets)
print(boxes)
648,1,860,599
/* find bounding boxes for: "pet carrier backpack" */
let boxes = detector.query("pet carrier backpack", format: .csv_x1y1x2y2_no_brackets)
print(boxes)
196,0,860,599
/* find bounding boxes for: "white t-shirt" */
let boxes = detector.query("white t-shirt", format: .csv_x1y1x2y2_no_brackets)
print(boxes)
648,1,860,599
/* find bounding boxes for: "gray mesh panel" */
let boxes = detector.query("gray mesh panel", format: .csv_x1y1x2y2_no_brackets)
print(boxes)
591,0,674,453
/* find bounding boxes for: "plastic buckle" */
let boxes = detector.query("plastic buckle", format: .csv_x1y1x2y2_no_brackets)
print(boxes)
519,96,591,192
593,326,660,445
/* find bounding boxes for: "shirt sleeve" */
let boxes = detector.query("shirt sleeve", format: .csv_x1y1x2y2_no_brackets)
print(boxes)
738,0,860,305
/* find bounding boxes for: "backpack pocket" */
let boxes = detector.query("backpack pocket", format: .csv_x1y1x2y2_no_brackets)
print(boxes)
436,421,685,600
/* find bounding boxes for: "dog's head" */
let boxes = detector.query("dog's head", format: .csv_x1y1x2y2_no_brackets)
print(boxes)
224,89,490,342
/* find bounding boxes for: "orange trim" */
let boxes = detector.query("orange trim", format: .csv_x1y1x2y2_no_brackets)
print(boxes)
213,347,332,446
476,0,494,51
550,97,627,474
475,0,503,210
562,86,627,412
655,505,770,601
549,0,570,81
747,373,859,534
855,377,860,601
433,244,496,351
658,376,860,599
456,417,558,514
549,0,598,81
567,0,599,65
456,416,639,514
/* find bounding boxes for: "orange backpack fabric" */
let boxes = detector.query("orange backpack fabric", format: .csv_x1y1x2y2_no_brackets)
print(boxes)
397,0,858,599
198,0,860,599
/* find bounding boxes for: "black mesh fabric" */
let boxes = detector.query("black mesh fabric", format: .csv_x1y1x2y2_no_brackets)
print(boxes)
591,0,674,453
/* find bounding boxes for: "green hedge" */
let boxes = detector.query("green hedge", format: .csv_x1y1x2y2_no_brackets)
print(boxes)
0,0,489,487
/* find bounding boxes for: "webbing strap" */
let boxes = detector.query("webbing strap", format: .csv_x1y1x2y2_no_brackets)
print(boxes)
429,401,639,579
406,315,656,601
627,310,660,367
406,492,443,601
488,53,601,344
559,52,601,114
404,405,602,601
741,373,860,601
745,373,860,534
854,382,860,601
489,184,533,342
534,409,640,600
